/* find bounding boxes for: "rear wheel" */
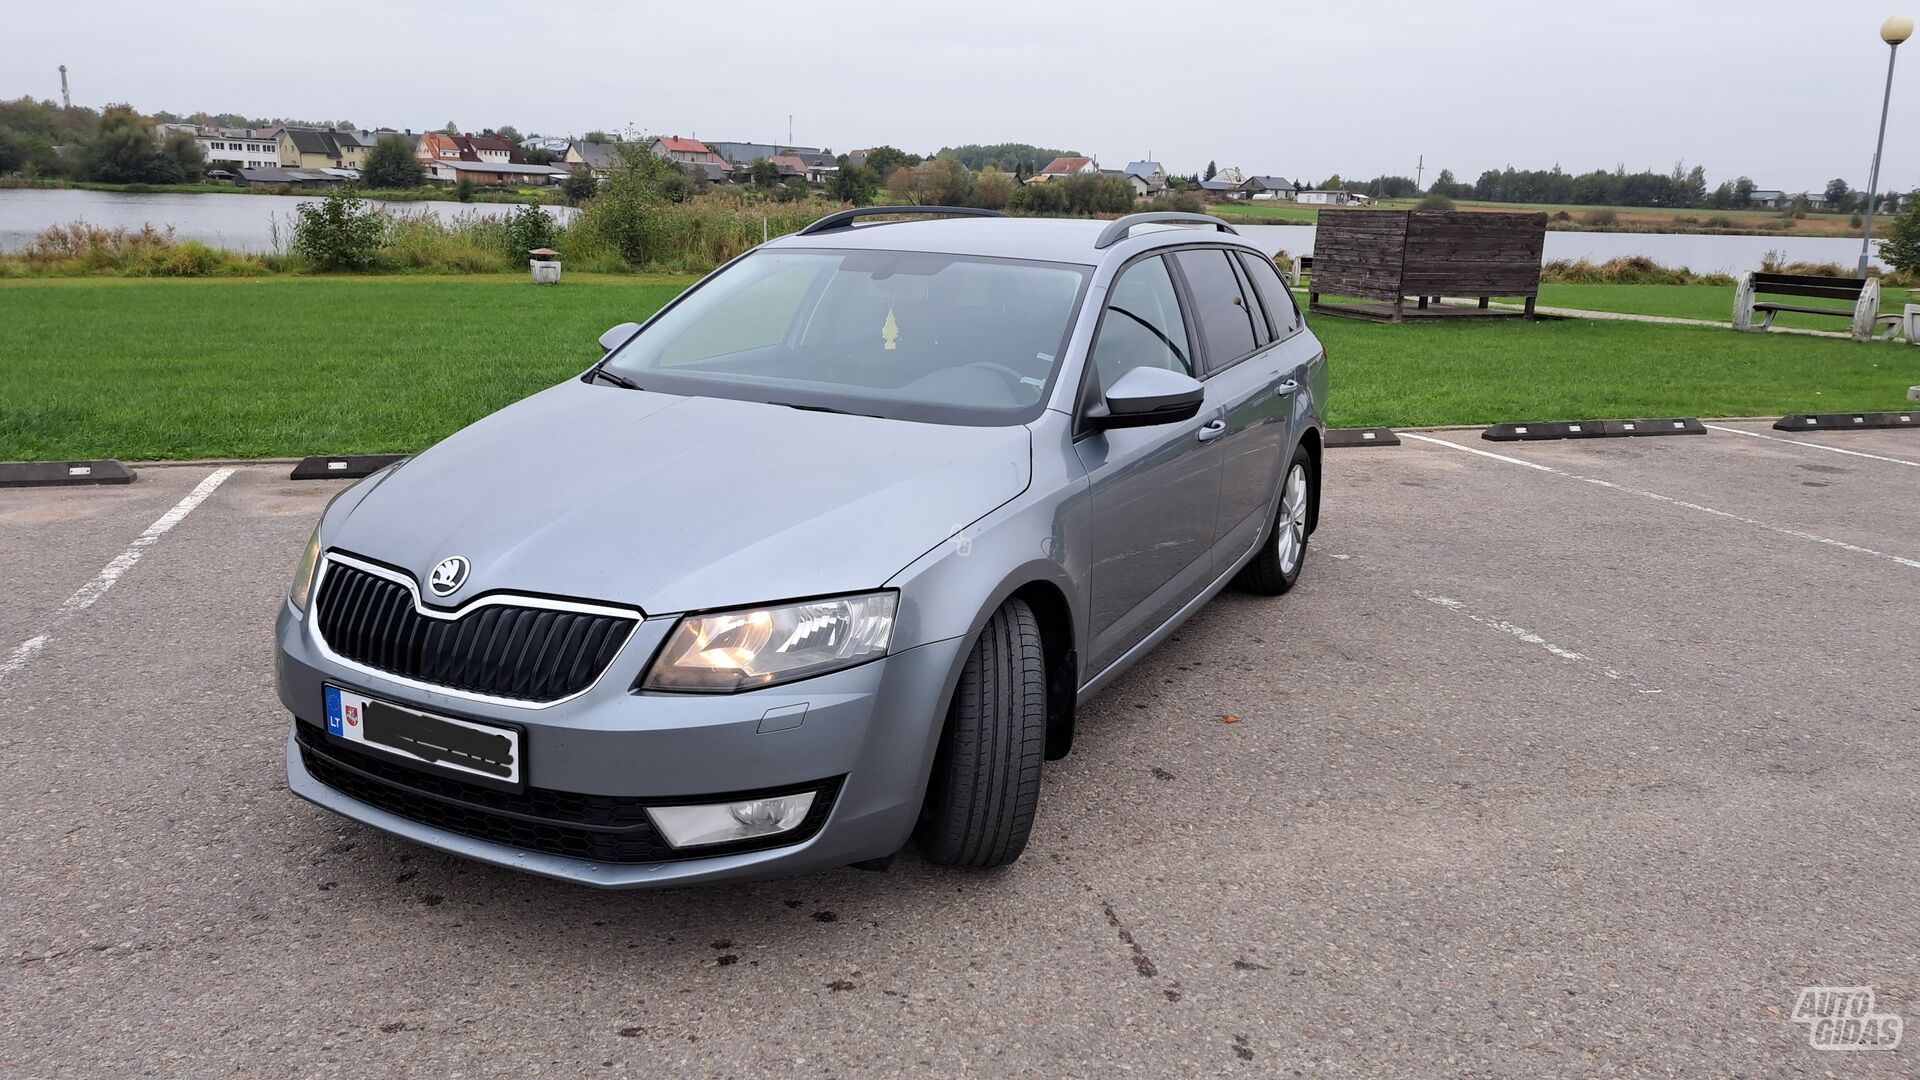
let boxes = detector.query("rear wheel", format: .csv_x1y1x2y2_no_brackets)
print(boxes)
915,598,1047,868
1233,445,1313,595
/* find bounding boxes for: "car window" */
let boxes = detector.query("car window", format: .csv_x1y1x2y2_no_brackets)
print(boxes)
605,248,1091,426
1171,249,1259,368
1231,256,1272,349
1089,255,1193,395
1235,251,1299,337
658,265,822,366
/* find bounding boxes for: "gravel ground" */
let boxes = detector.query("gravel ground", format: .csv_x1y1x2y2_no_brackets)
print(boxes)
3,421,1916,1077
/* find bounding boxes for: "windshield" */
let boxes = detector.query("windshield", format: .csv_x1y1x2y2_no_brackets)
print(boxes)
600,248,1092,425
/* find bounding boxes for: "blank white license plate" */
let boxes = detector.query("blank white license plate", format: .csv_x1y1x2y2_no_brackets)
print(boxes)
324,685,521,786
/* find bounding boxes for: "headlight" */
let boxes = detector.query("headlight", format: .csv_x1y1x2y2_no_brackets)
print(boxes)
288,527,322,611
642,591,897,692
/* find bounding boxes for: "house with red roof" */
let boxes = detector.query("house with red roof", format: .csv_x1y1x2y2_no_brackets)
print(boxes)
1030,155,1099,183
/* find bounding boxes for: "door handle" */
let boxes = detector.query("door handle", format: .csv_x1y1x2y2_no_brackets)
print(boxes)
1272,379,1299,397
1196,418,1227,442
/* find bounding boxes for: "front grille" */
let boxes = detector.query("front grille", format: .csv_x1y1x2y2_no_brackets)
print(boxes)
296,722,840,864
313,559,636,702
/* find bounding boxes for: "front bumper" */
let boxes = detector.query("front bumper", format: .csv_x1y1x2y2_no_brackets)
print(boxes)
276,600,968,888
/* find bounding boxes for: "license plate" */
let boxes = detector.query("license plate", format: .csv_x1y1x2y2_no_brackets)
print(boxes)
324,685,521,786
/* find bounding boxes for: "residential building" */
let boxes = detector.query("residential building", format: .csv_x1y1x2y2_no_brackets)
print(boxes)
649,135,729,170
1212,166,1246,187
1748,189,1786,208
424,160,569,186
1031,155,1099,182
565,140,622,177
1297,189,1367,206
1123,161,1168,197
1239,175,1297,201
277,127,366,169
1197,179,1237,196
519,135,572,156
197,128,282,171
767,154,810,180
707,141,827,168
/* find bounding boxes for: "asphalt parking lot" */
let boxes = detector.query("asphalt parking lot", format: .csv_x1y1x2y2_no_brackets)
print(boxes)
4,420,1917,1078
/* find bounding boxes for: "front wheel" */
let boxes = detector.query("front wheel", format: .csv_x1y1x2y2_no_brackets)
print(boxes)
914,598,1047,868
1233,445,1313,595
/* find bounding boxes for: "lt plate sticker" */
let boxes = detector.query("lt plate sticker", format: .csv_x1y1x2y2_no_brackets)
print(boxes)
324,685,343,736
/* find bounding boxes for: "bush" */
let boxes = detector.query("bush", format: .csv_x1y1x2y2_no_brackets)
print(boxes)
0,221,272,277
1416,193,1455,211
1540,256,1733,287
1583,209,1619,227
560,169,599,206
455,177,476,203
1704,216,1733,229
502,203,557,258
1878,194,1920,274
1143,190,1205,214
291,188,389,270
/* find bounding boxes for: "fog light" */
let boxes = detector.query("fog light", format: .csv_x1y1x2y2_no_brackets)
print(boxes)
648,792,816,849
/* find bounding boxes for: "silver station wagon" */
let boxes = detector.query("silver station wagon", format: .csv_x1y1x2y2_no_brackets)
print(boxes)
277,208,1327,887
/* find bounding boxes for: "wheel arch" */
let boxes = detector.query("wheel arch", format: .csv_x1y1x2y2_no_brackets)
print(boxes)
1299,425,1322,534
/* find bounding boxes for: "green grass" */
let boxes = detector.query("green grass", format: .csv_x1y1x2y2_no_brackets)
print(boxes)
1206,201,1320,225
1536,283,1914,330
0,274,693,460
2,277,1916,458
1313,314,1919,427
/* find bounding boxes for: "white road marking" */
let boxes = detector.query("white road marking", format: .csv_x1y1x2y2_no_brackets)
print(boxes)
1419,593,1661,693
1702,424,1920,468
1400,432,1920,571
0,468,236,687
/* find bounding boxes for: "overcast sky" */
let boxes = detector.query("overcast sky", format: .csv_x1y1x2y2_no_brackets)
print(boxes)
10,0,1917,191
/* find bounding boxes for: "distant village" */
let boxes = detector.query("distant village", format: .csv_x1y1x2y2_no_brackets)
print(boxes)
159,121,1374,204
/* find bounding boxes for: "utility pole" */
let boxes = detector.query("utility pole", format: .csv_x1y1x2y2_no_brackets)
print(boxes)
58,65,70,110
788,114,793,147
1415,154,1425,190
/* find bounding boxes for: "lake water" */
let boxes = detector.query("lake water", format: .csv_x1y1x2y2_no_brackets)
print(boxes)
0,188,1887,272
0,188,574,254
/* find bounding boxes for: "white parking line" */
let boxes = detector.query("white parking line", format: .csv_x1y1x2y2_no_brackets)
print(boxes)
1418,593,1660,693
0,467,236,686
1702,424,1920,468
1400,433,1920,571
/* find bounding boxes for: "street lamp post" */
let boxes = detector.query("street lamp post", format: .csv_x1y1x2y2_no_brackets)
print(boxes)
1859,15,1914,275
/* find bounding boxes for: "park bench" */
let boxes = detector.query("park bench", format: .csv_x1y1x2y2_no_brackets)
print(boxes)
1732,271,1881,341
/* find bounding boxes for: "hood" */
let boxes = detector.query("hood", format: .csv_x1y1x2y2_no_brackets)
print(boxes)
331,380,1031,614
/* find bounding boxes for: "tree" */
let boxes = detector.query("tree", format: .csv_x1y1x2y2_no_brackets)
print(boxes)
828,158,877,205
1204,160,1218,181
860,146,918,182
1877,192,1920,274
582,130,610,144
160,130,205,179
1683,165,1708,207
1007,180,1069,215
747,157,781,188
523,147,559,166
559,167,599,205
363,134,424,188
291,187,388,270
973,166,1016,211
1733,176,1756,207
439,121,460,135
1823,178,1854,213
0,130,22,174
491,124,522,143
85,105,177,183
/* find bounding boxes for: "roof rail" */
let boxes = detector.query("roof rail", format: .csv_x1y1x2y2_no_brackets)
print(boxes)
795,206,1009,236
1093,212,1239,250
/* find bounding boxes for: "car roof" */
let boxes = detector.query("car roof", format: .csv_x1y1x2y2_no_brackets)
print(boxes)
761,216,1262,267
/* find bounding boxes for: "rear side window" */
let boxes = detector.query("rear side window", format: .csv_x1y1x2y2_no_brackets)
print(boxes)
1171,249,1259,368
1235,252,1299,336
1088,255,1193,394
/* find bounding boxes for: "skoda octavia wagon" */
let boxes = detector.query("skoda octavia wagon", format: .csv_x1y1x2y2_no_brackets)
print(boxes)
277,208,1327,887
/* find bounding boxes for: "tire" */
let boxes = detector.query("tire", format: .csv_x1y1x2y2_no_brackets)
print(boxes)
1233,445,1314,596
915,598,1047,868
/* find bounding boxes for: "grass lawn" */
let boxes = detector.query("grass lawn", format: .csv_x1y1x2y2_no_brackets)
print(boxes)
1536,282,1915,330
0,274,694,460
3,277,1917,458
1207,202,1320,225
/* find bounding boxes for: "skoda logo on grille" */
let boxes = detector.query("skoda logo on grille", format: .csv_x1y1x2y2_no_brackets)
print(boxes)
427,555,471,597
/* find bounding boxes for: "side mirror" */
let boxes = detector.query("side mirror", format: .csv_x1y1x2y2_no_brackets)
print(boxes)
598,322,642,354
1086,367,1206,429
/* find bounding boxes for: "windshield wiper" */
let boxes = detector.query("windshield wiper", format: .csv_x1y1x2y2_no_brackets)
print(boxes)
589,367,641,390
768,401,881,419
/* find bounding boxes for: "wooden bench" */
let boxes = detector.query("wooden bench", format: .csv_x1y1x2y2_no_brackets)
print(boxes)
1732,271,1881,340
